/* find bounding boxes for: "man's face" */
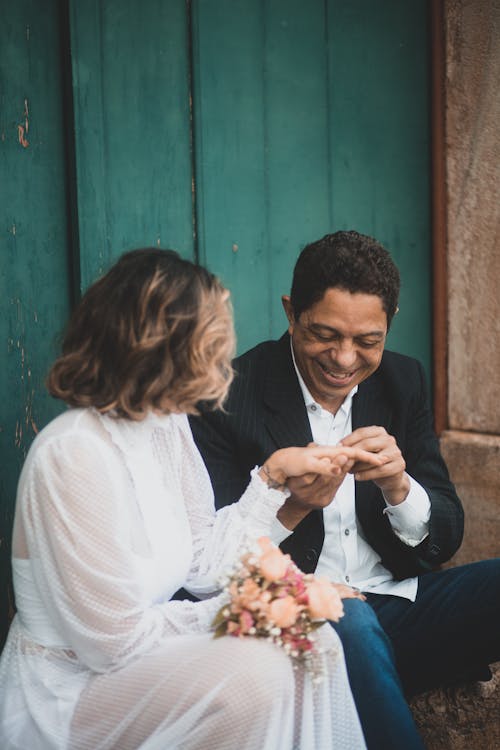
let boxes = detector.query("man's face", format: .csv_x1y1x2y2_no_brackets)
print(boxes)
282,287,387,413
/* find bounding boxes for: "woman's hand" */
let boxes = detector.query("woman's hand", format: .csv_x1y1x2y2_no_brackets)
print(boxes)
260,443,387,487
259,443,388,529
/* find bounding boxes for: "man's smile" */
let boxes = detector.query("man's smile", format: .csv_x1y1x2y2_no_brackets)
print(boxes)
317,360,358,383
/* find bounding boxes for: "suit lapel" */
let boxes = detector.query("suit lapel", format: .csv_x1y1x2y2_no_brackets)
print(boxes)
352,366,393,519
352,369,391,429
262,334,313,449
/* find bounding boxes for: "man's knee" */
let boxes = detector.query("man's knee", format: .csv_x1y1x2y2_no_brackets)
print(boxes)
333,598,386,639
331,598,395,666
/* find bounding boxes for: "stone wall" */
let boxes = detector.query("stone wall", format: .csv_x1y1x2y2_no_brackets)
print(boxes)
443,0,500,565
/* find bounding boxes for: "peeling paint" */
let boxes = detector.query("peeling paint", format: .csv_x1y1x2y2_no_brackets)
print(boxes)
14,421,22,448
17,125,29,148
17,100,29,148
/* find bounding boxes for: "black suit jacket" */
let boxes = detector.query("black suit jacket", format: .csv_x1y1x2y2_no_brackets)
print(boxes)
190,334,464,578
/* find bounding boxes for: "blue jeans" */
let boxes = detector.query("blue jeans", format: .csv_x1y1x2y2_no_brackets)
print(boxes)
331,559,500,750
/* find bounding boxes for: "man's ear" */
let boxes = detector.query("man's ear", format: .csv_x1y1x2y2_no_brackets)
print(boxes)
281,296,295,333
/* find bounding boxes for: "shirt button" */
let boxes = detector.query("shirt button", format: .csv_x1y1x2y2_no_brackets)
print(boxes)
310,404,317,412
345,575,350,583
344,528,350,536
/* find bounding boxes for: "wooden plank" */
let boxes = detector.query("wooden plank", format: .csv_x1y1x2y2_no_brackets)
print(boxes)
327,0,431,374
0,0,71,646
194,0,431,368
193,0,333,352
69,0,194,290
192,0,268,352
263,0,332,336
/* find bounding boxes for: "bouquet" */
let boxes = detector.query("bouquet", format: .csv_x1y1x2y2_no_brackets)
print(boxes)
213,536,344,675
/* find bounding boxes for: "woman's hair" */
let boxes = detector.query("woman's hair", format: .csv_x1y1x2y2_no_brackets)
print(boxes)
47,248,235,419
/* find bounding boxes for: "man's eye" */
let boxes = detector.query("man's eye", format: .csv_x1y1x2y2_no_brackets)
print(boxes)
357,340,380,348
312,331,337,342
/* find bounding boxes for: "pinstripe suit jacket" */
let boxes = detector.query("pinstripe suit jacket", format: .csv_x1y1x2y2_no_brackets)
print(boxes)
190,334,464,578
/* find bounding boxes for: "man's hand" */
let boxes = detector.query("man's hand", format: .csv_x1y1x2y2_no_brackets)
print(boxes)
278,470,350,530
331,583,366,601
340,425,410,506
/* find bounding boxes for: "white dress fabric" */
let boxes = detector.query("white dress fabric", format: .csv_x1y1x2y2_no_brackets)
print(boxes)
0,408,366,750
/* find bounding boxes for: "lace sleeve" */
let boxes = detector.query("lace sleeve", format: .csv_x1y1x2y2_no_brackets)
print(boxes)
176,418,289,597
20,432,229,673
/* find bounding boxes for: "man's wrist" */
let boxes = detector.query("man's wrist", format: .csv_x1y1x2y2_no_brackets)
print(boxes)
381,473,411,506
277,499,310,530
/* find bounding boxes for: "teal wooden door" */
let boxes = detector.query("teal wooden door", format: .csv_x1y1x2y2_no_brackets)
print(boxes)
193,0,430,364
69,0,196,286
1,0,431,647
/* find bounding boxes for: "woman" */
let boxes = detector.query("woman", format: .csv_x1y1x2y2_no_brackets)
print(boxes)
0,249,375,749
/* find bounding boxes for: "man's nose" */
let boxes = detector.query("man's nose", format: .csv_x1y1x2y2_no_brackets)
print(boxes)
329,340,357,368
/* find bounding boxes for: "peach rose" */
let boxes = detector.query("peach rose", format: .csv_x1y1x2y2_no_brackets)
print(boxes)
269,595,300,628
306,577,344,621
257,537,290,582
257,537,275,552
238,578,262,608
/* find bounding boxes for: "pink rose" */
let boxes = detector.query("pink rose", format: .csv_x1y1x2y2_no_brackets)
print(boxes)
269,595,300,628
306,578,344,621
239,610,255,634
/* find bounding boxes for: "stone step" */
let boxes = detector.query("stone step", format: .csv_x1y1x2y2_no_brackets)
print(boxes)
410,662,500,749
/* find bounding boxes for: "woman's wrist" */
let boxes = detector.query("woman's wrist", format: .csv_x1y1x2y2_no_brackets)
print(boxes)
259,462,287,490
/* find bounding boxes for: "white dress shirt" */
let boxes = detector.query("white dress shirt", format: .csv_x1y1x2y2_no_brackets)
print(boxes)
270,342,431,601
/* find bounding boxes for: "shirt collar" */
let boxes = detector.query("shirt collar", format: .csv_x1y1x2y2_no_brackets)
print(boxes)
289,336,358,417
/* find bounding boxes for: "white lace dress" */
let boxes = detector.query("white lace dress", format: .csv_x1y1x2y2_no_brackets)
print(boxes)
0,408,366,750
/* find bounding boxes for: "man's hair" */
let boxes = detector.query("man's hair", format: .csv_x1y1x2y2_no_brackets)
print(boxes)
47,248,235,419
290,230,400,328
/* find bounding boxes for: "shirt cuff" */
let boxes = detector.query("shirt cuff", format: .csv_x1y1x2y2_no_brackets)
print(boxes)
382,475,431,547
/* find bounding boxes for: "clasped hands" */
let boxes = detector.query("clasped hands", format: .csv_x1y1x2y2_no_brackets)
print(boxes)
260,426,410,531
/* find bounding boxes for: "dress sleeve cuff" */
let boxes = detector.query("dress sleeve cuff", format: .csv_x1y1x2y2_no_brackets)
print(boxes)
234,466,290,529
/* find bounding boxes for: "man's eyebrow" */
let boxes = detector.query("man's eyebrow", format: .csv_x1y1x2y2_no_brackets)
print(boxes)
308,323,385,338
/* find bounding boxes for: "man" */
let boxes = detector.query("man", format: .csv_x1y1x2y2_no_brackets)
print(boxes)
190,231,499,749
